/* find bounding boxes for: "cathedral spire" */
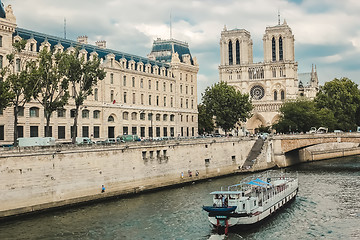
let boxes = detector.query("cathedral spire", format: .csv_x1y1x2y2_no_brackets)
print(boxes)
278,10,280,25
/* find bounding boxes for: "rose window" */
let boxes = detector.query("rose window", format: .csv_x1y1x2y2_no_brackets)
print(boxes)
250,85,265,100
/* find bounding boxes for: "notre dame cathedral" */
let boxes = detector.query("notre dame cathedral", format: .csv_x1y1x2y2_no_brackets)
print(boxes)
219,19,318,133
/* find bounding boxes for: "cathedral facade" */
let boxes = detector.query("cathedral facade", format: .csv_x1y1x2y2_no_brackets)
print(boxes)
219,20,318,133
0,3,199,144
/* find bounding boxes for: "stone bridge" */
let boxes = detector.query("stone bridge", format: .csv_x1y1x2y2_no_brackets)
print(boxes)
271,133,360,167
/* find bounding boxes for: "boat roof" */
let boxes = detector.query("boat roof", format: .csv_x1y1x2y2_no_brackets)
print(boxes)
210,191,243,195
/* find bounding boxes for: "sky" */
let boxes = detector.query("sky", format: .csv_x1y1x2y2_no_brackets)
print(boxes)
5,0,360,101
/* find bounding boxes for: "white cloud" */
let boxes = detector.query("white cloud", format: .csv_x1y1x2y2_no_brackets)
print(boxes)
6,0,360,96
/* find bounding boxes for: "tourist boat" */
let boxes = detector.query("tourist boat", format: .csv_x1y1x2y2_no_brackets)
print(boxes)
202,171,298,233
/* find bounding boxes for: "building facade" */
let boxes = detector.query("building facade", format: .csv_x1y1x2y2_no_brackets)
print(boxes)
219,20,318,133
0,3,199,144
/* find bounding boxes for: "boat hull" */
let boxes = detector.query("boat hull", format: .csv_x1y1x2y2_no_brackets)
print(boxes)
208,187,298,227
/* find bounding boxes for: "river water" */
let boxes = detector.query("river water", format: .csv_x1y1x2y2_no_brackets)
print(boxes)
0,156,359,240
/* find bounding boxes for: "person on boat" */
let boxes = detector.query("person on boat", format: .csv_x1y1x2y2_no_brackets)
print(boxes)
195,170,199,177
188,170,192,177
101,185,105,193
181,172,184,179
224,197,228,207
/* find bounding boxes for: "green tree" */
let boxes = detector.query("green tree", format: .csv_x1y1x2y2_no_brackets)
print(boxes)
0,39,38,145
198,103,214,135
201,81,252,133
315,77,360,131
0,64,13,110
63,51,105,144
32,49,70,137
273,99,336,133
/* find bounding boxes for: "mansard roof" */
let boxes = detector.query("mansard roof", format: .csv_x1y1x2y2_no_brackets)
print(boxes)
149,38,193,64
14,27,171,69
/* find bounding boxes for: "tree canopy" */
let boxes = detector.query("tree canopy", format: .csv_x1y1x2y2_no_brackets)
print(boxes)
315,77,360,131
0,39,38,145
273,77,360,133
198,103,214,134
63,51,105,143
32,49,70,137
272,99,335,133
201,81,252,133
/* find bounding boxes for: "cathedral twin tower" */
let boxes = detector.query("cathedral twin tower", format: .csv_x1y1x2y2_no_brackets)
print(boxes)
219,20,318,133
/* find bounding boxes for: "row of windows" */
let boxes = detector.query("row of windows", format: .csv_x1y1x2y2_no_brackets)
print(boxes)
0,55,21,71
6,107,196,124
11,35,173,78
179,72,194,82
108,75,194,95
3,125,196,140
272,68,286,78
108,113,195,122
274,90,285,101
109,57,171,77
107,91,195,109
228,39,241,65
272,36,284,62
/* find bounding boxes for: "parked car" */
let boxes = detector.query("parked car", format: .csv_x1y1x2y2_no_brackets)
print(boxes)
104,138,117,144
116,135,140,142
75,137,95,145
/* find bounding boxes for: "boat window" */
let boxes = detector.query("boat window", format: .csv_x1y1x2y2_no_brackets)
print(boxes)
254,200,256,206
243,203,245,209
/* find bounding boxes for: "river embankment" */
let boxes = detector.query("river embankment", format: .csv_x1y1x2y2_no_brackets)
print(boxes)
1,136,359,219
0,137,258,218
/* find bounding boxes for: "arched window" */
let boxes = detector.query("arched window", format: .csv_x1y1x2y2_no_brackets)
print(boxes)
93,110,100,119
82,109,89,119
108,115,114,122
272,37,276,61
0,35,2,47
236,40,240,64
170,114,175,121
228,40,233,65
16,59,21,72
110,73,114,84
0,55,3,68
110,90,114,102
131,112,137,120
274,91,277,101
281,90,285,100
30,107,39,117
156,114,161,121
123,111,129,120
163,114,168,121
94,88,98,101
57,108,65,118
279,37,283,61
70,109,76,118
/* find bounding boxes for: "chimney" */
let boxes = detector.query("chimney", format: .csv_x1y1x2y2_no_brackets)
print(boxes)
77,35,88,44
95,40,106,49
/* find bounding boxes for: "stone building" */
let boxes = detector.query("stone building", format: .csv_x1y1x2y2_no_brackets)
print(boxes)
219,20,318,133
0,3,199,144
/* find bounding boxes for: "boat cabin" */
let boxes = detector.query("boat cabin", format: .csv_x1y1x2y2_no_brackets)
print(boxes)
210,190,258,214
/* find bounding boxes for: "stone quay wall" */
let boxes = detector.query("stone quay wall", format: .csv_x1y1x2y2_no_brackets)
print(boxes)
0,137,255,218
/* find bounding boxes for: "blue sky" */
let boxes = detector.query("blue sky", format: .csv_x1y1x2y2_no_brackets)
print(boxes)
6,0,360,101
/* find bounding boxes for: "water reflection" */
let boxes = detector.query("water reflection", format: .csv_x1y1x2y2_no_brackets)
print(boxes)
0,156,359,239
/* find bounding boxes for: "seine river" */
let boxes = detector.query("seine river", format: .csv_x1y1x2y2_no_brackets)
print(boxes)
0,156,359,240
